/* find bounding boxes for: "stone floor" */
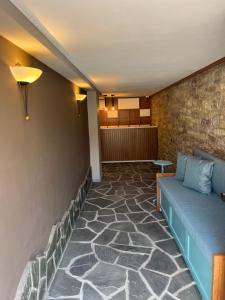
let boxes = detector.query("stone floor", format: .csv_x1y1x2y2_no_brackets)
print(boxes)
47,163,202,300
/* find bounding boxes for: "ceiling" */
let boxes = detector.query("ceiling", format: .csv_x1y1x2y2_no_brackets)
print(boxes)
3,0,225,96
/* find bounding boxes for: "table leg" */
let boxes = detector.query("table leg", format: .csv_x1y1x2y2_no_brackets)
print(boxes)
161,165,164,173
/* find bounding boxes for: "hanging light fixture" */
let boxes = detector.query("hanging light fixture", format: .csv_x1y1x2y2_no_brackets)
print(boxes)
104,95,108,111
10,64,43,120
111,94,115,111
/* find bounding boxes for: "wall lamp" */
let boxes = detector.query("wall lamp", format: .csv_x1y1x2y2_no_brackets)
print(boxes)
75,93,87,101
10,65,42,120
75,93,87,116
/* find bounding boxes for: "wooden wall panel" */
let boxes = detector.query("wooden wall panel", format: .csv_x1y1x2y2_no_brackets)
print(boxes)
118,110,130,125
99,97,152,126
140,97,151,109
99,110,107,126
140,116,151,125
107,117,118,126
130,109,140,125
100,127,158,161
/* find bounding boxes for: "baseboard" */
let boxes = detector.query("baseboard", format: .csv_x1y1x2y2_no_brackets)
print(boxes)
14,167,92,300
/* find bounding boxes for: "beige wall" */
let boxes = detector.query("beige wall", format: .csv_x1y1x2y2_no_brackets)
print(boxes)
87,91,102,182
151,62,225,166
0,36,90,300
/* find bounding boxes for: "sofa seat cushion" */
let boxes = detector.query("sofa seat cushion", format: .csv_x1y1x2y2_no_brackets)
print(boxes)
160,177,225,265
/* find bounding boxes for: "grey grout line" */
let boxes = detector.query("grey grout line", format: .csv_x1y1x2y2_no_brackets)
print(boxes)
139,268,157,298
174,281,197,297
124,270,129,300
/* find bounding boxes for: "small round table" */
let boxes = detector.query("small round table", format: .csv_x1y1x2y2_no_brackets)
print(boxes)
153,160,173,173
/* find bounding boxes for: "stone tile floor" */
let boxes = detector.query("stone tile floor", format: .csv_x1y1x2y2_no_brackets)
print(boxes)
47,163,202,300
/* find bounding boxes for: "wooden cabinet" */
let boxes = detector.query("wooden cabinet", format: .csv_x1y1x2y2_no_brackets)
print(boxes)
100,126,158,161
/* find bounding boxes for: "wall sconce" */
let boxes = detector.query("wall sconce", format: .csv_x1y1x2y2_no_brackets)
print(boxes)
10,65,42,120
75,93,87,116
75,93,87,101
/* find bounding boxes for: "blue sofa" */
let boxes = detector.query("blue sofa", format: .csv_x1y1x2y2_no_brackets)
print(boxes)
157,149,225,300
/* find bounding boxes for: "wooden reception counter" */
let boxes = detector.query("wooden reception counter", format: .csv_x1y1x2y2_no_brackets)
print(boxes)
100,125,158,162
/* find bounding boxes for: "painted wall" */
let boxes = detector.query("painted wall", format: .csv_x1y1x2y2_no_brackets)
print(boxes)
0,36,90,300
87,91,102,182
151,62,225,165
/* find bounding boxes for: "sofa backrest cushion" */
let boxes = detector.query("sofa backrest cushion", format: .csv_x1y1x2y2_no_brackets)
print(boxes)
176,152,188,181
183,156,214,194
193,149,225,196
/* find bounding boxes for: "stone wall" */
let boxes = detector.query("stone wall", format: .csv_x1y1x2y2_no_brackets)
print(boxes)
151,62,225,166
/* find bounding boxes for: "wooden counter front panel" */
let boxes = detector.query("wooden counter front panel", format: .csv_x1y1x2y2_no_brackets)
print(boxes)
100,128,158,161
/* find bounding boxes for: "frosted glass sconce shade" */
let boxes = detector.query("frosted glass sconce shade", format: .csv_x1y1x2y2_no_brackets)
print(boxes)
10,66,42,84
75,93,87,101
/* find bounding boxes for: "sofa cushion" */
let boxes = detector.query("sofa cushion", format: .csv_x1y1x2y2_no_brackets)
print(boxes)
159,176,225,265
193,149,225,196
183,157,214,194
176,152,188,181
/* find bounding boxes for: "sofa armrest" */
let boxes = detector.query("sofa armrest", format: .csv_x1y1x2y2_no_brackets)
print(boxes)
212,253,225,300
156,173,176,212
